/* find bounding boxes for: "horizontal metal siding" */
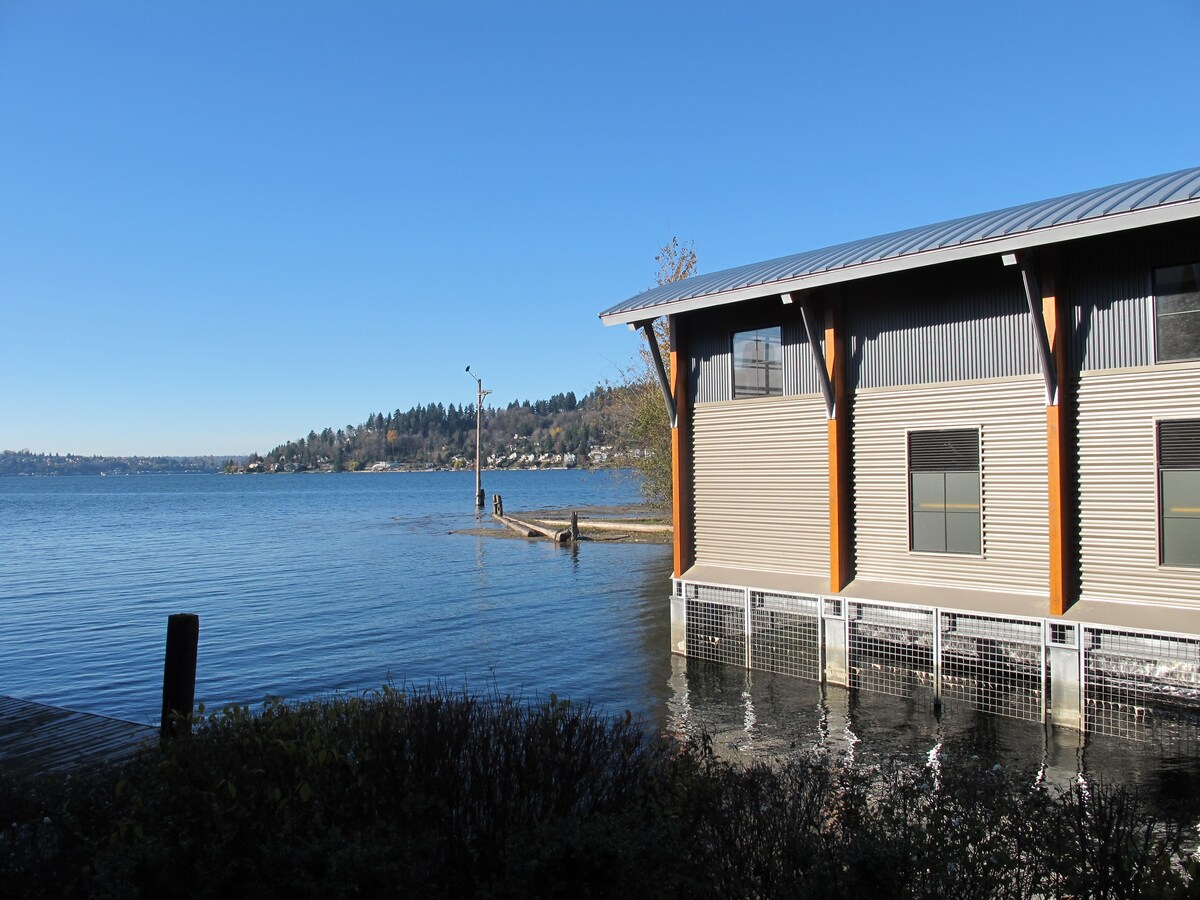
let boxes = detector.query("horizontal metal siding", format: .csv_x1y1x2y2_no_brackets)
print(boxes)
692,395,828,575
1076,365,1200,608
688,315,820,404
852,377,1049,595
845,265,1038,390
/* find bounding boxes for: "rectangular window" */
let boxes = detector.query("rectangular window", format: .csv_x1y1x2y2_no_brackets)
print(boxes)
908,428,981,555
732,326,783,398
1159,419,1200,567
1155,263,1200,362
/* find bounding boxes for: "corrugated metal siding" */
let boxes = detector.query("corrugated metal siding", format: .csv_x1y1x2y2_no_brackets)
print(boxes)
1067,243,1153,371
1076,365,1200,608
688,314,820,404
689,325,733,404
603,166,1200,321
852,378,1049,595
781,318,818,396
692,395,829,575
845,264,1038,390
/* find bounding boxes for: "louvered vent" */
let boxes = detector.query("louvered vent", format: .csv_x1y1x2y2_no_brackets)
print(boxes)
908,429,980,472
1158,420,1200,469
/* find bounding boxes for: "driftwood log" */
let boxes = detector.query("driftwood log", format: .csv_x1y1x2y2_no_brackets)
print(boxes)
492,513,535,537
491,512,569,542
538,518,671,534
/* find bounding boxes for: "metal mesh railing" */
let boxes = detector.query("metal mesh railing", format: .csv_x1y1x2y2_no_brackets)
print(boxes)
847,601,935,697
939,612,1044,721
1084,627,1200,742
686,583,743,605
750,592,820,680
677,584,1200,739
686,588,746,668
1049,622,1078,647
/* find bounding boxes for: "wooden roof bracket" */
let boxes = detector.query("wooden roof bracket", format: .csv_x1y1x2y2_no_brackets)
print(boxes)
788,292,836,419
634,320,678,428
1004,252,1059,406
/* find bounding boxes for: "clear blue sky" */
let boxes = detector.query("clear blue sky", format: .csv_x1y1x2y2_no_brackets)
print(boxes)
2,1,1197,456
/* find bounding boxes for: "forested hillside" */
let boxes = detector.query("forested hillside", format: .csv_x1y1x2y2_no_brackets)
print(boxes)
238,390,623,473
0,451,229,476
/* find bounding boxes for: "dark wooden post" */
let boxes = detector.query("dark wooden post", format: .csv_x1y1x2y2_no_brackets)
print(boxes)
570,511,579,541
161,613,199,741
493,494,503,517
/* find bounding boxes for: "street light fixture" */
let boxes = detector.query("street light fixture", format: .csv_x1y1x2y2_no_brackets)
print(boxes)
465,366,492,508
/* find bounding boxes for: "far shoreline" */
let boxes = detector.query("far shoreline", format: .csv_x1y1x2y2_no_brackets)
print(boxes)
2,465,632,478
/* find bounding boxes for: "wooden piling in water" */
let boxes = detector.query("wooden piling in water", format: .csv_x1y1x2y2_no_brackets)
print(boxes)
161,613,199,741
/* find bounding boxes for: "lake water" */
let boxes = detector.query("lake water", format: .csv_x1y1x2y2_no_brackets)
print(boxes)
0,470,673,719
3,470,1199,819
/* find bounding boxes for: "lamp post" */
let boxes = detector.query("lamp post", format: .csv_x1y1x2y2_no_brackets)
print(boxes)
465,366,491,508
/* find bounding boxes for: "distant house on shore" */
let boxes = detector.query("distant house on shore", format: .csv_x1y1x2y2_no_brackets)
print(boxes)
600,166,1200,738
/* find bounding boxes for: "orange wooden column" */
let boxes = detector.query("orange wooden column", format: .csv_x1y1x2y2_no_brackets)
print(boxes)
825,302,853,592
669,315,694,578
1043,269,1073,615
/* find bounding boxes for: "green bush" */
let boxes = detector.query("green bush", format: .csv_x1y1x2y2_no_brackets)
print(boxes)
1,688,1197,898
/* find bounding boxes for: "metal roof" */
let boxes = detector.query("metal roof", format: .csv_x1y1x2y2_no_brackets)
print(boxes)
600,166,1200,326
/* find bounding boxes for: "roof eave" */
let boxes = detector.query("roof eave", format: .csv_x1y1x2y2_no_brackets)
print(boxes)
599,198,1200,327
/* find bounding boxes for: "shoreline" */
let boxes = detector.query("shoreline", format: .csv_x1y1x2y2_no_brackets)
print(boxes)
2,465,621,478
451,502,672,545
233,464,612,475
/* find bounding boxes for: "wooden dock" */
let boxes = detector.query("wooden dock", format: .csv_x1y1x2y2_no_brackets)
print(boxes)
0,695,157,777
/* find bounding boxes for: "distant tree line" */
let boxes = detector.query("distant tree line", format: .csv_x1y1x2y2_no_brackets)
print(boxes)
0,385,645,479
0,451,229,477
239,390,624,474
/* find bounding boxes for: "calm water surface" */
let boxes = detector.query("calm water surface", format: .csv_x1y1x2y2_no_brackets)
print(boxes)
3,470,1199,818
0,470,671,719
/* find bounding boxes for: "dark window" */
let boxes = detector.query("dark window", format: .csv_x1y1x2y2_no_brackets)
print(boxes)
908,429,981,554
732,326,783,398
1159,419,1200,567
1155,263,1200,362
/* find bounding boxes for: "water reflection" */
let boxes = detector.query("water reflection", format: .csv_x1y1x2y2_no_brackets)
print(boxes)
662,655,1200,819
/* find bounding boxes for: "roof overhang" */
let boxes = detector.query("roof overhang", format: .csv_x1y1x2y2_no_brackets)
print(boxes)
600,196,1200,328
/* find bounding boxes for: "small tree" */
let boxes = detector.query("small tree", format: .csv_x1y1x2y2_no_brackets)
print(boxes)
606,238,696,505
655,237,697,289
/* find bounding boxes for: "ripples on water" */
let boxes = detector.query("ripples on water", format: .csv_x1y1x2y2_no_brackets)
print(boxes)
0,470,674,722
666,657,1200,825
3,470,1199,816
